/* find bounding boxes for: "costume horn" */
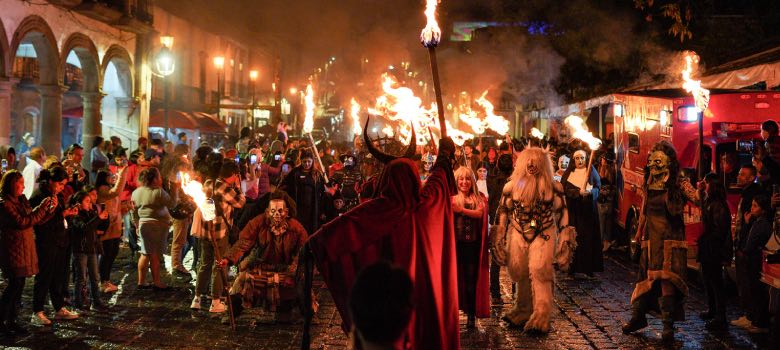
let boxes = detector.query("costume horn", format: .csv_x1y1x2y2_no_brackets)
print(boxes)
363,117,417,164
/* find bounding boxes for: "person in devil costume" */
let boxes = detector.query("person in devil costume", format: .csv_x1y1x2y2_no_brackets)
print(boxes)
308,118,460,350
331,152,363,211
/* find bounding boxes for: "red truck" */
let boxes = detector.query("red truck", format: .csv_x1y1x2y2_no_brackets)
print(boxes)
611,90,780,273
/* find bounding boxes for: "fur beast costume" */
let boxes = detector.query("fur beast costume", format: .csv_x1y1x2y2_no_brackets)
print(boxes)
492,146,576,333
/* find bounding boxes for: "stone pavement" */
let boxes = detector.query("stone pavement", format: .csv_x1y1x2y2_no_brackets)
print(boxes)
0,247,771,349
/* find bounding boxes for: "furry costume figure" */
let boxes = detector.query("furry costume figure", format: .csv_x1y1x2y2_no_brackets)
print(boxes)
492,146,576,333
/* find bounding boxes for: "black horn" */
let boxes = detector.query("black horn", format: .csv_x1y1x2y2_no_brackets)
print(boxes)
403,125,417,159
364,117,400,164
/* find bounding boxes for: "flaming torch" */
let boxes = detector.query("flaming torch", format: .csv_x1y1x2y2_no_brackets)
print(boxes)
530,127,545,140
302,83,328,183
351,98,362,136
420,0,447,138
681,51,710,178
564,115,602,189
475,91,510,135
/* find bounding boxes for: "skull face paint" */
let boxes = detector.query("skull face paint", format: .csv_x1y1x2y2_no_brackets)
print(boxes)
558,155,570,171
267,199,288,232
573,150,587,169
423,153,436,172
646,150,670,189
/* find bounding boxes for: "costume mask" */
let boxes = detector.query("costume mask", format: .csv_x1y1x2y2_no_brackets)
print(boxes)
267,199,288,234
647,150,670,190
558,155,570,171
343,157,355,169
526,157,541,176
423,153,436,172
573,150,587,169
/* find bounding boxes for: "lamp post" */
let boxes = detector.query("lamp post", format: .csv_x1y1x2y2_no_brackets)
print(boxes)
213,56,225,124
156,36,175,140
249,70,258,130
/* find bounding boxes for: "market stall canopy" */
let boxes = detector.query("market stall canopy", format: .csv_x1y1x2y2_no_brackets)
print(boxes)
149,109,198,130
190,112,228,134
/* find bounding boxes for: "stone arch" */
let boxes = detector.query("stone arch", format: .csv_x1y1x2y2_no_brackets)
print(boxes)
60,32,101,93
0,17,10,79
10,15,60,85
101,44,134,96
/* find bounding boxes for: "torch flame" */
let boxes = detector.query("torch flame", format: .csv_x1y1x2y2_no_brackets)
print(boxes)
475,91,510,135
530,127,545,139
303,83,315,134
381,125,395,137
351,98,362,135
371,73,436,145
563,115,602,150
179,172,216,221
420,0,442,48
446,120,474,146
681,51,710,112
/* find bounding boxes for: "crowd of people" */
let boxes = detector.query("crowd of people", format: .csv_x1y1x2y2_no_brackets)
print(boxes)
0,119,779,349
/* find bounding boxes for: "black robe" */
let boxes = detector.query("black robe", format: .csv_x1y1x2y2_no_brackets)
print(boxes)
562,166,603,274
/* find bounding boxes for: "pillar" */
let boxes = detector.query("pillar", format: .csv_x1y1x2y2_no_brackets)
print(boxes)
81,91,104,170
115,96,138,149
0,80,12,146
38,84,65,158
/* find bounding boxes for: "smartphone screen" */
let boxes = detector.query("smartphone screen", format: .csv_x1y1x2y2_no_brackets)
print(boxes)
250,154,258,165
282,164,290,173
274,154,281,161
234,155,240,164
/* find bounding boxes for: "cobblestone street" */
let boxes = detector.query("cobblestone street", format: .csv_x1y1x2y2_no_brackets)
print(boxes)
0,247,770,349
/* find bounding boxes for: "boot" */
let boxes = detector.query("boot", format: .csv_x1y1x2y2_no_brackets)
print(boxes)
466,315,476,329
660,295,675,342
621,297,648,334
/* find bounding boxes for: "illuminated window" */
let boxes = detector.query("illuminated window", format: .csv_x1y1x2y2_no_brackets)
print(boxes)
628,133,640,154
677,106,699,122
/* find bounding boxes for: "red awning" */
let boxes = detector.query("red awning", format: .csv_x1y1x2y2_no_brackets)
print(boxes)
149,109,198,130
62,106,83,119
190,112,227,134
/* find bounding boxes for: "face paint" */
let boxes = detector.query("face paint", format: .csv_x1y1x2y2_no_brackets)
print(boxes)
527,158,540,176
558,155,570,171
573,151,587,169
423,153,436,172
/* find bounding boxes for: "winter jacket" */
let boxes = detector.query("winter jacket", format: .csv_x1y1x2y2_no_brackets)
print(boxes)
30,189,69,249
0,195,54,277
68,208,109,255
97,167,128,241
697,197,733,264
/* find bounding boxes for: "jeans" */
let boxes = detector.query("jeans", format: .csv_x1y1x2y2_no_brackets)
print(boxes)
99,239,121,282
183,236,200,271
171,218,191,271
33,243,68,313
195,234,228,298
74,253,101,308
124,212,139,254
699,261,726,319
0,275,26,323
597,202,614,242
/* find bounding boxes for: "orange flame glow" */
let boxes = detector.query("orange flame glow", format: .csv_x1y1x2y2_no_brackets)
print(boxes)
351,98,362,135
370,73,436,144
420,0,441,47
563,115,601,150
303,83,315,134
475,91,510,135
179,172,215,221
681,51,710,111
530,127,545,139
446,120,474,146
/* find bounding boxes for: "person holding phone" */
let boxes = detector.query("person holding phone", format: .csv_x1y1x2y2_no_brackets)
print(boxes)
68,188,110,311
95,164,128,294
250,149,281,197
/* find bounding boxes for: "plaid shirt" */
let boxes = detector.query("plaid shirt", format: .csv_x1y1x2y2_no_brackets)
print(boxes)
195,179,246,240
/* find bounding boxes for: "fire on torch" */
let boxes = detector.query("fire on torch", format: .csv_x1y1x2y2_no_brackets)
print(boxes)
351,98,362,136
302,83,328,183
564,115,602,189
681,51,710,179
421,0,447,138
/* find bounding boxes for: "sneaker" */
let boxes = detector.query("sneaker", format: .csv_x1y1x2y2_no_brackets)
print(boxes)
730,316,751,328
30,312,52,326
101,282,119,293
190,296,201,310
209,299,226,313
53,308,79,320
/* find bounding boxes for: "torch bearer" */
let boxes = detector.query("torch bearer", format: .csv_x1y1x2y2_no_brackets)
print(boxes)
421,0,447,138
563,116,602,189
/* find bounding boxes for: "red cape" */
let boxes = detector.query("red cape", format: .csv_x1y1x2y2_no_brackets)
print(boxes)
309,159,459,350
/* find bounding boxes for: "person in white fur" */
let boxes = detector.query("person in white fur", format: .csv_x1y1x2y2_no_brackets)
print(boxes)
492,146,576,333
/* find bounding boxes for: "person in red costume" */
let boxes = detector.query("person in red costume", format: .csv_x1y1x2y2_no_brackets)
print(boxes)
308,120,459,350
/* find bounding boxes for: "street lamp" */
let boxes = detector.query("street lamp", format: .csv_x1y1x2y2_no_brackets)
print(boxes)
156,36,175,140
249,70,259,128
213,56,225,123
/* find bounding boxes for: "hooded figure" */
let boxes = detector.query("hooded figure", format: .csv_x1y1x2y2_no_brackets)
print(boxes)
308,119,460,350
